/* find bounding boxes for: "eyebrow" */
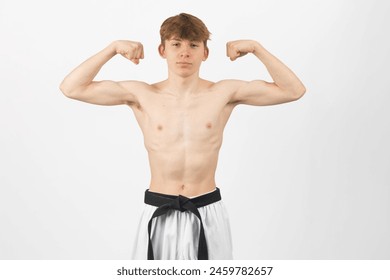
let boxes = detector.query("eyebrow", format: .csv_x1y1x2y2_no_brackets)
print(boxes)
170,38,200,43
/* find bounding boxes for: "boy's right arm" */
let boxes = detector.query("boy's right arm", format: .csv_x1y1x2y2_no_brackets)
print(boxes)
59,40,145,106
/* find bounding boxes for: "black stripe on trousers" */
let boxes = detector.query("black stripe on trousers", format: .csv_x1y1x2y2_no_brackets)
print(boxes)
144,187,221,260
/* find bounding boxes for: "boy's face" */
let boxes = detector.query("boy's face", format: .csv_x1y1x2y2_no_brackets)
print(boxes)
159,37,209,77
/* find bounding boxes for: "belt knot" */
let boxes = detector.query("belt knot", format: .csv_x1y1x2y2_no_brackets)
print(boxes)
171,195,190,212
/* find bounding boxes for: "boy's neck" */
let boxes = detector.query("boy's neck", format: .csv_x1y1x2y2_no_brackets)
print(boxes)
164,72,203,96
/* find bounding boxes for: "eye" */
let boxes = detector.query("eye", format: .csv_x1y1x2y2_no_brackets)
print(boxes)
191,43,199,48
172,43,180,47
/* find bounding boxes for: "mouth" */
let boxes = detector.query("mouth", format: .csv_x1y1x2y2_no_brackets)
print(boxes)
176,62,192,65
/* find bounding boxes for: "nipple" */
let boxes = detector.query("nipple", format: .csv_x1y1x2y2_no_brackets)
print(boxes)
157,125,163,131
206,122,212,129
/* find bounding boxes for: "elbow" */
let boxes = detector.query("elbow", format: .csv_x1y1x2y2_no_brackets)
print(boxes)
59,81,71,97
59,80,79,98
291,85,306,101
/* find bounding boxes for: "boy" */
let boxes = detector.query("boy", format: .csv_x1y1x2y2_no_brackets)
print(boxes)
60,13,306,260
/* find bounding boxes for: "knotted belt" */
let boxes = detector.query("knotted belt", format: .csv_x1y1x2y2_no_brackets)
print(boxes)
144,187,221,260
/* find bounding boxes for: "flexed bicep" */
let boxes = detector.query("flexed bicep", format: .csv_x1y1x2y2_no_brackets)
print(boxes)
67,80,143,106
233,80,300,106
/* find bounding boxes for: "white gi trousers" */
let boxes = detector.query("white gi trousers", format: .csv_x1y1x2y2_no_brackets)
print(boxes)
131,188,233,260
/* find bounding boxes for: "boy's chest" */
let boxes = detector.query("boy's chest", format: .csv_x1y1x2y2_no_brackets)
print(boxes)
130,92,234,140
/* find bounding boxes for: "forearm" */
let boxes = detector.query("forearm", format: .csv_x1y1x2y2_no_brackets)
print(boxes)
253,42,306,95
60,42,117,96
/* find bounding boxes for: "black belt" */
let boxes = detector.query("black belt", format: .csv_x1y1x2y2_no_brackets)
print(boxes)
144,187,221,260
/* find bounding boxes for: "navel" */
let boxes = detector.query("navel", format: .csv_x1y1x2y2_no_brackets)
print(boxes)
181,184,185,190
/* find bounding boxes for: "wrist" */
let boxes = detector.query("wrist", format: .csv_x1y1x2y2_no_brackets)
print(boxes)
107,41,119,56
252,41,263,54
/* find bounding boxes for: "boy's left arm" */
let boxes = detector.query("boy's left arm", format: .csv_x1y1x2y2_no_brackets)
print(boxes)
226,40,306,106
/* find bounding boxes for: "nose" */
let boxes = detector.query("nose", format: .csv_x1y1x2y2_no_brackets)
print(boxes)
180,45,191,58
180,51,190,58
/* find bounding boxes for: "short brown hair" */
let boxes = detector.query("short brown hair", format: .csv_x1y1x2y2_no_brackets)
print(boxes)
160,13,211,47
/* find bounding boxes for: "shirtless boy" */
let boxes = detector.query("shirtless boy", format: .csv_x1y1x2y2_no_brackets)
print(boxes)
60,13,306,260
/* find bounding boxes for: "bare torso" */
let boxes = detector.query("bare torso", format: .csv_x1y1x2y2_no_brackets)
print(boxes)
127,79,236,197
60,39,304,197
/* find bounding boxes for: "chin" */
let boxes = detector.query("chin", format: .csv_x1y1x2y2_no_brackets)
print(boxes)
175,70,197,77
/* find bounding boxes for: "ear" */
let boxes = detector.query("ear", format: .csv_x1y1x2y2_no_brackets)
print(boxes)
158,44,166,58
203,47,209,61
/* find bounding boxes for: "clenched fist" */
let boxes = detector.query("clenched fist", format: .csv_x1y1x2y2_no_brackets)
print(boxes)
226,40,260,61
114,40,144,64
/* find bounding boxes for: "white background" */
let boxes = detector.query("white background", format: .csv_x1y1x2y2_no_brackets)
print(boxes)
0,0,389,259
